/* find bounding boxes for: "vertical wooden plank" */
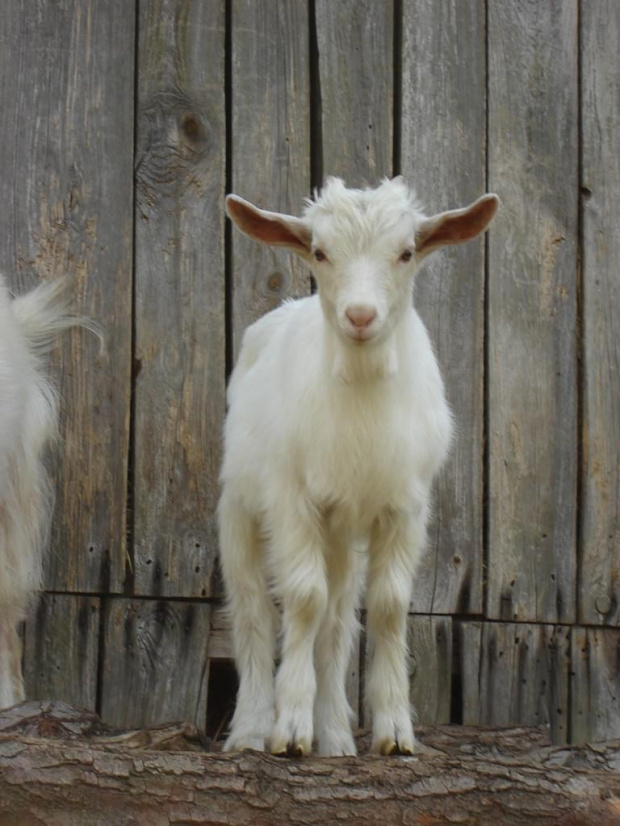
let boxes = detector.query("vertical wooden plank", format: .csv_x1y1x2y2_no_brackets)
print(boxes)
231,0,310,356
571,627,620,743
133,1,226,597
100,598,211,731
23,595,100,710
0,1,134,592
401,0,486,615
316,0,393,182
460,622,570,744
580,2,620,626
408,616,452,724
487,0,578,622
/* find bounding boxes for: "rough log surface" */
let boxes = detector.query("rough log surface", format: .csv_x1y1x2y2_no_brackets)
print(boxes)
1,703,620,826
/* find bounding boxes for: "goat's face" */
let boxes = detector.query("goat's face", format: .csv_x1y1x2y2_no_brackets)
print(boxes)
304,178,420,344
226,177,498,345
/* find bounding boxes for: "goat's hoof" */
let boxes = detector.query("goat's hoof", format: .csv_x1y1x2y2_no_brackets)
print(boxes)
373,737,415,756
270,738,310,758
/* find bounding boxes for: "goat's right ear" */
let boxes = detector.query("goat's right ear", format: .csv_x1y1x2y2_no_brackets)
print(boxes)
226,195,312,259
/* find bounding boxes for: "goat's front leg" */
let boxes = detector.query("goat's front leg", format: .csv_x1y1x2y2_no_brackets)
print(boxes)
269,508,328,757
314,538,365,756
366,506,427,755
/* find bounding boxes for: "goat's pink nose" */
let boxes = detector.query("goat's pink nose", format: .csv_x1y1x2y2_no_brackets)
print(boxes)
345,305,377,328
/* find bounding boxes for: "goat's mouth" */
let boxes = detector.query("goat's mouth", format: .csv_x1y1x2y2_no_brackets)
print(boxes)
344,326,377,343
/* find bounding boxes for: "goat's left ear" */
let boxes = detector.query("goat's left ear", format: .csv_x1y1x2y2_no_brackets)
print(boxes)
226,195,312,259
415,194,499,257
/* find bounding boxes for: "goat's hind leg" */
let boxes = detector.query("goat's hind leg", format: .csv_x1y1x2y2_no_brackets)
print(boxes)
0,608,25,709
218,494,276,752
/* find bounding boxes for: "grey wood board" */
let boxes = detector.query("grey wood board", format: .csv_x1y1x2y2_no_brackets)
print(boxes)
133,0,227,597
460,621,570,744
315,0,393,183
23,594,100,711
579,1,620,626
362,615,452,727
487,0,578,623
100,598,211,731
230,0,311,359
571,627,620,744
401,0,486,615
0,0,134,592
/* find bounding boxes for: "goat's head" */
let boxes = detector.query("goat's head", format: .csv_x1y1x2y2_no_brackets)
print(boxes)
227,177,498,345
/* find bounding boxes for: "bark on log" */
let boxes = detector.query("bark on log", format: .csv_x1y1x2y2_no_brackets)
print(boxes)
1,703,620,826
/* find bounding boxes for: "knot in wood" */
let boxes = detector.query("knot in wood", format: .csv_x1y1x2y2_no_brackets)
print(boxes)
136,90,212,206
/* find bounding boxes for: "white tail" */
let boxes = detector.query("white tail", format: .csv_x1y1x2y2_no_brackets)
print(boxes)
0,276,92,709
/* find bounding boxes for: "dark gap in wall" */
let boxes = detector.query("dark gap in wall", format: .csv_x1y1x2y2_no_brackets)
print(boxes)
358,610,367,729
309,0,323,192
123,0,142,596
450,623,463,724
206,660,238,740
308,0,322,295
392,0,403,176
571,0,585,746
481,0,491,620
224,0,234,376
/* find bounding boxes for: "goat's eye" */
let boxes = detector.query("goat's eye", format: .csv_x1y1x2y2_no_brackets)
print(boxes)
399,250,413,263
314,249,327,262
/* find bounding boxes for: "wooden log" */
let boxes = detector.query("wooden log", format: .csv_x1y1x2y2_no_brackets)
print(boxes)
133,0,226,598
401,0,486,615
1,703,620,826
487,0,578,623
0,0,134,593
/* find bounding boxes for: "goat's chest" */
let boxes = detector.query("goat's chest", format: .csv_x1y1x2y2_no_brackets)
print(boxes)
299,380,448,520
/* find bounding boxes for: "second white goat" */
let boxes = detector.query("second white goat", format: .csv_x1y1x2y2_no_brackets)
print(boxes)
220,177,498,756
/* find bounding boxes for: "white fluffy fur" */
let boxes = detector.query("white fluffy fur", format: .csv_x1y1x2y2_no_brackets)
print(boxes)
0,277,82,708
220,177,497,756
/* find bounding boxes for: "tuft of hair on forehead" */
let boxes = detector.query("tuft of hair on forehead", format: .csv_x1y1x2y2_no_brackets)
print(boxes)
302,177,424,246
304,176,422,220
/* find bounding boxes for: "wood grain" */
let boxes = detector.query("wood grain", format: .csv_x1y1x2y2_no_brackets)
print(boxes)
0,0,134,592
133,0,226,597
100,598,211,731
487,0,578,623
230,0,311,358
571,627,620,743
401,0,486,615
315,0,393,183
22,595,100,710
460,621,571,744
579,1,620,626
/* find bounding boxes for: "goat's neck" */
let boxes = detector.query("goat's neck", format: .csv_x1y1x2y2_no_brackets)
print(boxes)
322,312,413,384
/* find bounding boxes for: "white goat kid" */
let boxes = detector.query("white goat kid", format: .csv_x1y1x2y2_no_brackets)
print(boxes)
220,177,498,757
0,278,82,709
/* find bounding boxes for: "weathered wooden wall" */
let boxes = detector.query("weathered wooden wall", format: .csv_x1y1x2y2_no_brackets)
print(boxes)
1,0,618,745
